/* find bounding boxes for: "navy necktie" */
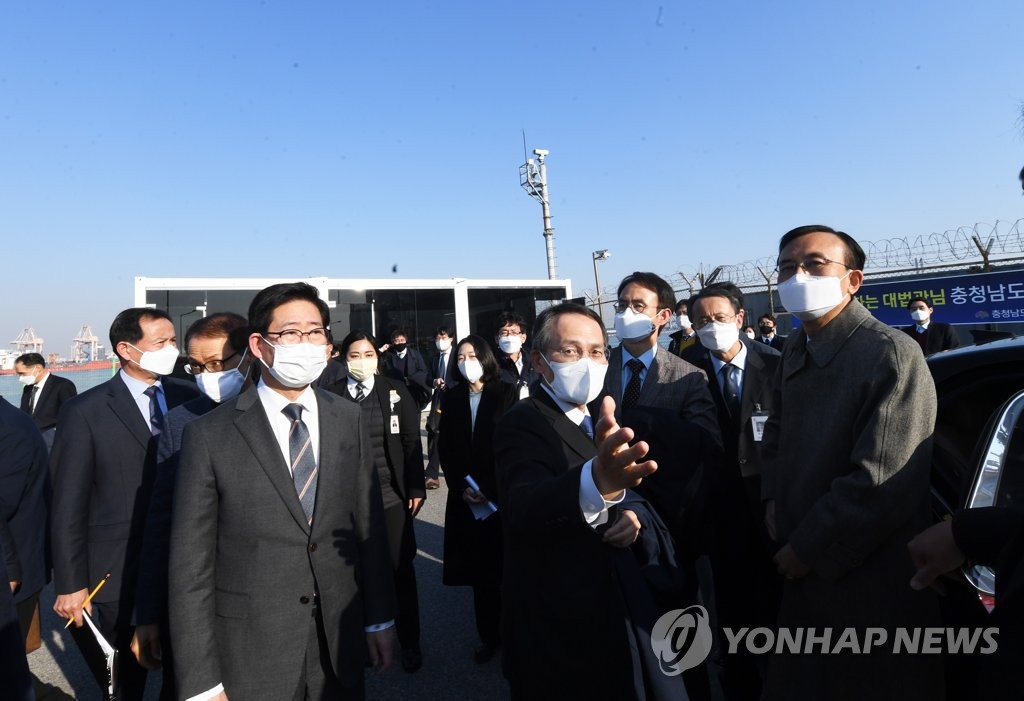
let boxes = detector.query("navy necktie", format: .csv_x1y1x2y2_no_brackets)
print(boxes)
143,385,164,435
579,414,594,439
623,358,645,412
283,403,318,525
721,364,741,420
355,383,366,402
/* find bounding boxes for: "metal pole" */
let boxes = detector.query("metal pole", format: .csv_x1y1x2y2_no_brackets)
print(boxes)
536,152,557,279
593,254,604,324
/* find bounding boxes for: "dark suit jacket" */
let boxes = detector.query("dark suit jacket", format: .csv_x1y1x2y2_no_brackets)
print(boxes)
168,385,395,700
325,375,426,503
0,547,32,701
50,373,198,610
594,346,722,551
494,388,679,699
20,372,77,431
438,380,517,585
496,350,535,395
759,334,786,351
901,321,961,355
426,348,459,429
381,347,431,407
135,394,219,625
0,397,49,603
681,337,781,482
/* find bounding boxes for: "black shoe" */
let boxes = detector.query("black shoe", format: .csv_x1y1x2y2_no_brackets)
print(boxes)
402,648,423,673
425,478,441,490
474,641,500,664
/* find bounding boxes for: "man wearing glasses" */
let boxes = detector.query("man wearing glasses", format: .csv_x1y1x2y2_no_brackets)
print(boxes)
169,282,395,701
761,226,941,700
494,302,686,700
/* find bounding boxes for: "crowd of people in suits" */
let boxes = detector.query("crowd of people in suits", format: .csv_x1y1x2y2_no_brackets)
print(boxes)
1,226,1021,701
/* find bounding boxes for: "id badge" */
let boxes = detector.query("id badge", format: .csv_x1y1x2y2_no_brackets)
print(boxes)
390,415,401,434
750,410,769,442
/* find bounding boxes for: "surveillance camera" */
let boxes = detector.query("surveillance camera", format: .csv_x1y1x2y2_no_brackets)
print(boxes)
533,148,549,157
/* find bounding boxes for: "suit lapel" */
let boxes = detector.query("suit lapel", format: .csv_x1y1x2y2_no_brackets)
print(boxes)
234,387,311,534
106,377,154,448
530,389,596,463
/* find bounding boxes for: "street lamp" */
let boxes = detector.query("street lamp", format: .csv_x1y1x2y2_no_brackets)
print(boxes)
592,249,611,324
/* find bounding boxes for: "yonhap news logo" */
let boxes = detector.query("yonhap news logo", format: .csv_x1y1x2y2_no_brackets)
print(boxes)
650,606,714,675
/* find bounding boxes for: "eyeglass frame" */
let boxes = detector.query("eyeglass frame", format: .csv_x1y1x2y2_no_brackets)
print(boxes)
691,312,741,331
262,327,331,346
544,345,611,363
183,351,240,375
774,256,853,281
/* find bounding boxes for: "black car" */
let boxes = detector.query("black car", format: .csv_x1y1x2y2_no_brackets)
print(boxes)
927,335,1024,693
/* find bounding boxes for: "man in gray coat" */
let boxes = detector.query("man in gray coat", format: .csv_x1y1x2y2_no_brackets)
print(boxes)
762,226,942,699
169,283,395,701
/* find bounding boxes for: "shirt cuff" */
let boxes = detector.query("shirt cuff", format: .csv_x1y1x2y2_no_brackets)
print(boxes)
579,459,625,528
186,683,225,701
365,619,395,633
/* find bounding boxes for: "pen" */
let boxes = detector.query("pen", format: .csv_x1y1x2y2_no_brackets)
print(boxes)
65,572,111,629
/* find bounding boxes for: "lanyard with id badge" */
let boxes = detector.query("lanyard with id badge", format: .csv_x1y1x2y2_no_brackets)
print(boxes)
750,403,770,442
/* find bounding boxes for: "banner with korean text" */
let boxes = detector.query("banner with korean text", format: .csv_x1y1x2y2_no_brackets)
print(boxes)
855,269,1024,326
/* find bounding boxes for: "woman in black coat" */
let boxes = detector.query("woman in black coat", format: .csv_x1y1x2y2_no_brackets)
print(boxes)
438,334,518,664
326,330,427,673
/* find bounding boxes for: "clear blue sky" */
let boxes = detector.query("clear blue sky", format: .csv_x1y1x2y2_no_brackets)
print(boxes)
2,1,1021,353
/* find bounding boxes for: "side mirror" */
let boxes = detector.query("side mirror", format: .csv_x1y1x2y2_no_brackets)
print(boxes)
962,388,1024,596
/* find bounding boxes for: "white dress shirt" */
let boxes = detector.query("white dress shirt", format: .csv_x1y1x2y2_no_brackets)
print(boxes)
119,370,168,433
29,372,49,412
346,374,376,399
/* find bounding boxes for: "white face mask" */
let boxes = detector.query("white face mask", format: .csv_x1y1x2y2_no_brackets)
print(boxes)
697,321,741,354
195,354,248,404
677,314,691,330
17,371,38,386
910,309,929,323
614,308,656,343
260,340,327,389
778,273,849,321
435,338,452,352
542,354,608,406
498,336,523,354
347,356,378,382
129,343,179,376
458,359,484,383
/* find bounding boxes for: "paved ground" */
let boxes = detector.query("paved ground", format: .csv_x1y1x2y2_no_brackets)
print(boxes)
28,417,509,700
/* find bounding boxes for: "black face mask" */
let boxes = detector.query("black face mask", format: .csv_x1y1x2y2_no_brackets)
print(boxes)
759,325,773,335
392,343,407,353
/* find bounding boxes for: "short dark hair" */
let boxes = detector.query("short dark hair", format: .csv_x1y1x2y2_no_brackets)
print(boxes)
185,313,249,354
110,308,173,362
391,328,409,341
532,302,607,355
248,282,330,335
758,313,776,324
339,330,380,357
616,272,677,311
494,311,527,334
690,282,745,315
675,300,688,315
907,296,932,309
434,326,451,338
15,352,45,368
455,335,502,385
778,225,867,271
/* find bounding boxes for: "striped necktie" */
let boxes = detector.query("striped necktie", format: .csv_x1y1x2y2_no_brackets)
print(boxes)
283,403,318,525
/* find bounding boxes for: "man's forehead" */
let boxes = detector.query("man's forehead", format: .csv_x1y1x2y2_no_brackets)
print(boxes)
553,313,604,344
141,316,175,337
500,324,523,333
779,231,846,258
693,296,731,315
619,282,657,300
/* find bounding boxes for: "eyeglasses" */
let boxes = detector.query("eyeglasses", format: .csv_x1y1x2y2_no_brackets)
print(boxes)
692,313,738,330
613,300,650,314
264,328,330,346
547,346,610,362
775,257,851,280
497,329,523,337
184,352,238,375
